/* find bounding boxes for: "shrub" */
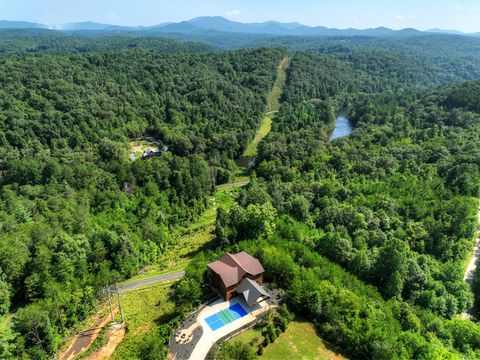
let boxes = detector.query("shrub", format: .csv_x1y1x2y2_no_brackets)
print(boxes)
140,333,168,360
257,344,264,355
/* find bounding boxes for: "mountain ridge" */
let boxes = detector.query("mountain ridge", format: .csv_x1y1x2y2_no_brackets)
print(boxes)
0,16,478,37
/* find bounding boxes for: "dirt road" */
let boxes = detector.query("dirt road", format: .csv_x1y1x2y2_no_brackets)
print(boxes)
464,208,480,282
84,323,126,360
59,310,113,360
461,207,480,320
215,180,250,190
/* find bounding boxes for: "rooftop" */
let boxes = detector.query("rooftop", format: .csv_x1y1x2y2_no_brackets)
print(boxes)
207,252,265,288
237,278,270,307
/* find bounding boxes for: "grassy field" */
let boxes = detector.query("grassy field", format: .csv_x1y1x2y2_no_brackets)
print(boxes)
111,283,176,360
122,187,240,284
242,57,288,158
231,320,346,360
267,57,289,113
242,116,272,157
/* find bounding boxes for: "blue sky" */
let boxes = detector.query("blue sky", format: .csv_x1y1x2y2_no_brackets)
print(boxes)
0,0,479,32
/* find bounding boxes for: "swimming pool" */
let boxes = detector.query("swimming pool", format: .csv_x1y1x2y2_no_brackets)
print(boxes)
204,303,249,331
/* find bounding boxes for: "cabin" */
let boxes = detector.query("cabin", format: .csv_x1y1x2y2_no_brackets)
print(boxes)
207,252,270,307
142,147,161,158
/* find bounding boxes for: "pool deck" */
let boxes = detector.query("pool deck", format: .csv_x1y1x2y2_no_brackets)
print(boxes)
170,296,268,360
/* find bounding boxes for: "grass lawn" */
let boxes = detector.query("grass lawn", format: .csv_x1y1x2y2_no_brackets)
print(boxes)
231,320,346,360
122,187,240,284
111,282,176,360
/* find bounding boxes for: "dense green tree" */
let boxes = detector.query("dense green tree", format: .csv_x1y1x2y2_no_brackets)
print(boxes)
374,239,409,299
140,333,168,360
219,203,277,244
13,304,62,359
0,322,19,360
0,275,11,316
213,341,257,360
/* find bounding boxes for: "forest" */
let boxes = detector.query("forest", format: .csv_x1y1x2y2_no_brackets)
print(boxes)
0,31,480,360
208,52,480,358
0,44,285,359
0,32,216,55
250,54,480,317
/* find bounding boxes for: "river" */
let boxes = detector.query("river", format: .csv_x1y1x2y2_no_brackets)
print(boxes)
329,116,354,141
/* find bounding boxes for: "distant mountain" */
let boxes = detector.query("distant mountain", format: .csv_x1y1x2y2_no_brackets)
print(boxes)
59,21,143,31
183,17,412,37
186,16,304,35
0,16,477,38
264,21,304,30
0,20,46,29
427,29,465,35
288,26,423,37
150,21,209,34
60,21,116,31
147,18,426,37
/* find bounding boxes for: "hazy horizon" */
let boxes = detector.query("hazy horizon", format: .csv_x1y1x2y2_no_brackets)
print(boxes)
0,0,479,33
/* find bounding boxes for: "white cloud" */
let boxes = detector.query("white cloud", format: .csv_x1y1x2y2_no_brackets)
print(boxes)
454,5,465,11
226,9,242,17
408,15,417,20
394,15,405,21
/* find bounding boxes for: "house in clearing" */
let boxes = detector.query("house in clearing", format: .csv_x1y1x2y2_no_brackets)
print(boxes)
207,252,270,307
142,147,161,158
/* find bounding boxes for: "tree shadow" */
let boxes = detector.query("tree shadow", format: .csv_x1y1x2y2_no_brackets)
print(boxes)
181,235,217,260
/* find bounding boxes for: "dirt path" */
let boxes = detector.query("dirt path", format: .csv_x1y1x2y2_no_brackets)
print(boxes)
461,206,480,320
278,57,289,69
215,180,250,190
265,110,279,116
464,208,480,281
59,309,113,360
84,324,126,360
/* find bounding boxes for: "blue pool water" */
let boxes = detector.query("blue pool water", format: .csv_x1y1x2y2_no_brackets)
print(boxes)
205,303,249,331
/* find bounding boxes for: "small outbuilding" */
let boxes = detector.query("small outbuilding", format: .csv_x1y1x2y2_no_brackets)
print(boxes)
237,278,270,307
